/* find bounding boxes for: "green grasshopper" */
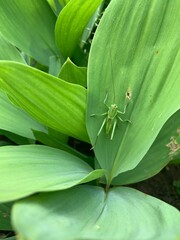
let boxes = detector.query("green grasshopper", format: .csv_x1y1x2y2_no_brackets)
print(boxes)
90,49,131,149
91,93,131,148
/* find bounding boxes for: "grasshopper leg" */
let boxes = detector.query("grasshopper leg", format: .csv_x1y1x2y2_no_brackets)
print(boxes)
117,115,132,124
91,112,107,117
110,118,117,140
91,117,107,149
103,92,109,108
117,104,127,114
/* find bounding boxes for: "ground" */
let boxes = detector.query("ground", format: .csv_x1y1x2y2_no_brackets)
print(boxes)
132,164,180,210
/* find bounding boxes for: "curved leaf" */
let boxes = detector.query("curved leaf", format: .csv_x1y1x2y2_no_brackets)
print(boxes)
0,130,35,145
47,0,63,16
33,129,90,162
59,0,70,7
80,4,103,50
0,33,26,63
12,185,180,240
112,110,180,185
87,0,180,183
0,145,104,202
0,61,89,142
0,0,60,65
59,58,87,87
55,0,103,58
0,91,46,140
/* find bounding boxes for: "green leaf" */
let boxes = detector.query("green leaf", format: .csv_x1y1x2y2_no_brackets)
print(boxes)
0,145,104,202
34,127,68,146
12,185,180,240
0,91,46,140
0,203,12,230
87,0,180,183
0,61,89,142
0,0,60,66
80,3,103,50
0,139,12,147
5,237,16,240
55,0,103,58
59,0,70,7
171,158,180,164
111,110,180,185
0,33,26,63
33,129,90,162
59,58,87,87
0,130,35,145
49,56,62,77
47,0,63,16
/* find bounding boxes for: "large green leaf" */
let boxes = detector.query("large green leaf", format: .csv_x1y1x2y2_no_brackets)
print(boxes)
0,0,60,66
0,203,12,230
0,145,104,202
55,0,103,58
12,185,180,240
0,61,89,142
0,33,25,63
87,0,180,183
0,91,46,140
111,110,180,185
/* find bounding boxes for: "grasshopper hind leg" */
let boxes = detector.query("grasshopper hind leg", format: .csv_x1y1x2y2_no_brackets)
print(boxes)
91,117,107,149
110,119,117,140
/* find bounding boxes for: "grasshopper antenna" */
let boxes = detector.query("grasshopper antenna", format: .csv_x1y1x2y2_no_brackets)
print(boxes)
109,46,116,103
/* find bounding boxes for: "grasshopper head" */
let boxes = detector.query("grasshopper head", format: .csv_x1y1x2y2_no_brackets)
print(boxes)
111,104,118,110
108,104,118,119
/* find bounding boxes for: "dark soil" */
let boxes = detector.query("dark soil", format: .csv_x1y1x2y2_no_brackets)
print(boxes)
132,164,180,210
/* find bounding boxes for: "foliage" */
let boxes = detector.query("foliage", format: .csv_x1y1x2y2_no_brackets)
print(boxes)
0,0,180,239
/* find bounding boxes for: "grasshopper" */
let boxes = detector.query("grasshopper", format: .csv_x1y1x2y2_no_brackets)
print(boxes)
91,92,131,148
